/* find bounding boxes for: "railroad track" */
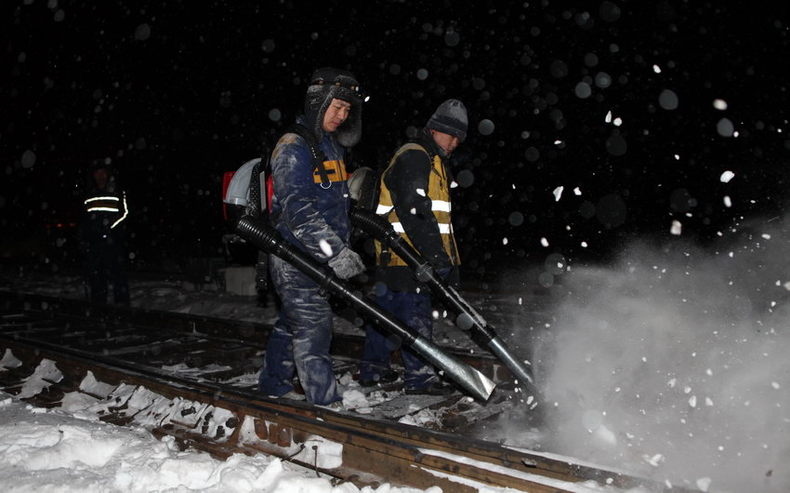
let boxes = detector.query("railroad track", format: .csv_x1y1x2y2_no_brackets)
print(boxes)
0,291,683,492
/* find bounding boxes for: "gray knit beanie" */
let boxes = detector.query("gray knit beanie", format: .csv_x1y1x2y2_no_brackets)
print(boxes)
426,99,468,142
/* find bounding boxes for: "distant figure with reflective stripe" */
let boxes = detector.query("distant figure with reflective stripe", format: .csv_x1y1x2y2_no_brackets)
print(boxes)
79,161,130,305
359,99,467,395
258,67,366,406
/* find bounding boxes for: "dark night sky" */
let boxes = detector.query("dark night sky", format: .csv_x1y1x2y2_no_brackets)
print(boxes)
2,1,789,279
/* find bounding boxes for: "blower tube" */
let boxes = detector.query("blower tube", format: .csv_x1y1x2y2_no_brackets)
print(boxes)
350,208,538,401
234,215,496,402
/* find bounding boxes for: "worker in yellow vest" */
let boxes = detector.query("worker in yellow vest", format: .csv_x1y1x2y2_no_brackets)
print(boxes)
360,99,467,395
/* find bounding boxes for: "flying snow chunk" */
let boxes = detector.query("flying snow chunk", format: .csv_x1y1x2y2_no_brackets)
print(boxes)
713,99,728,110
574,187,582,195
723,195,732,207
540,237,549,247
613,117,623,126
716,118,735,137
416,188,426,197
134,24,152,41
643,453,665,467
719,170,735,183
658,89,679,110
670,220,682,236
605,110,613,123
652,64,662,74
771,381,781,389
696,477,712,492
502,237,508,245
595,72,612,88
575,81,592,99
444,29,461,47
21,150,36,168
508,211,524,226
318,240,334,257
478,119,495,136
553,186,564,201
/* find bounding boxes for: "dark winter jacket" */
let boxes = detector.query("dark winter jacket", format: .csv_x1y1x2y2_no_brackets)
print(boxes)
374,129,460,292
268,115,352,263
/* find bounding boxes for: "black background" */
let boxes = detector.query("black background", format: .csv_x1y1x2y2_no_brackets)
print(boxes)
3,1,789,281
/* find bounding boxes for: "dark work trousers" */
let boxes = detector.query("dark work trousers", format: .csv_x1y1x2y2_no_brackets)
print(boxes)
258,255,341,406
360,287,439,389
85,235,130,305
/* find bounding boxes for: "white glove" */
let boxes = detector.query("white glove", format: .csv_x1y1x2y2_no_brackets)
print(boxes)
328,247,366,279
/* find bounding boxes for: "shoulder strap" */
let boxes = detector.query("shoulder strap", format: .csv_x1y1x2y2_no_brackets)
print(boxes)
286,123,331,186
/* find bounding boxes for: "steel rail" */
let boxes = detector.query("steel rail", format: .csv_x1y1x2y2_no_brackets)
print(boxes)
0,299,687,492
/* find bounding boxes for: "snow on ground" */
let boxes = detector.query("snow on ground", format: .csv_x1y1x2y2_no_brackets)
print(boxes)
0,266,542,492
0,390,441,493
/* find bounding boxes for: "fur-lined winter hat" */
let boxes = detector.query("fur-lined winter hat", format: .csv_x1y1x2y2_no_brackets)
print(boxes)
304,67,362,147
426,99,468,142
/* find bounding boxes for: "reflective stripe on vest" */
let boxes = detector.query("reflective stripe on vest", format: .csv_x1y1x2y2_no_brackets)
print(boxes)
84,192,129,229
375,143,460,268
84,196,120,212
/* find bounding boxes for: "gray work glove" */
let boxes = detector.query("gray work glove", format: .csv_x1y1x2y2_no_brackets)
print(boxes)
328,247,366,280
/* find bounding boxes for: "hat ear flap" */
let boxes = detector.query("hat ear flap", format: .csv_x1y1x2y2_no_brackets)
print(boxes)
313,91,334,141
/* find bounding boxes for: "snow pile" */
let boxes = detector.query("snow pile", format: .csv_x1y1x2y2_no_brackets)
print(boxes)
0,391,445,492
526,218,790,492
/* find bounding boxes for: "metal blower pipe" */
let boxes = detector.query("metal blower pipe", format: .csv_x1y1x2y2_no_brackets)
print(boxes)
234,215,496,402
349,208,537,390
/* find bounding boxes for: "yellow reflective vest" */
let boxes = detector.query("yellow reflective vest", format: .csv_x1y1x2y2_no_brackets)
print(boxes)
375,142,460,268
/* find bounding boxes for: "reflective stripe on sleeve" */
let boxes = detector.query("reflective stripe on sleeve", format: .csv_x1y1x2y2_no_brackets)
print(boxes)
431,200,451,212
391,222,451,234
376,204,393,215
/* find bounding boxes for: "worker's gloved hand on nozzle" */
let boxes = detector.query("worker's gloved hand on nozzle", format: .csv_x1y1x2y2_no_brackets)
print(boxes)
328,247,366,279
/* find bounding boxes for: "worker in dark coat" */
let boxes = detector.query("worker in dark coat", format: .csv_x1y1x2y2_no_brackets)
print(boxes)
359,99,467,394
79,162,130,305
258,67,366,406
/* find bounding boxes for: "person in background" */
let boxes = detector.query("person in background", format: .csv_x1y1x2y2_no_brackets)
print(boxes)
79,161,130,305
359,99,468,395
258,67,366,406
